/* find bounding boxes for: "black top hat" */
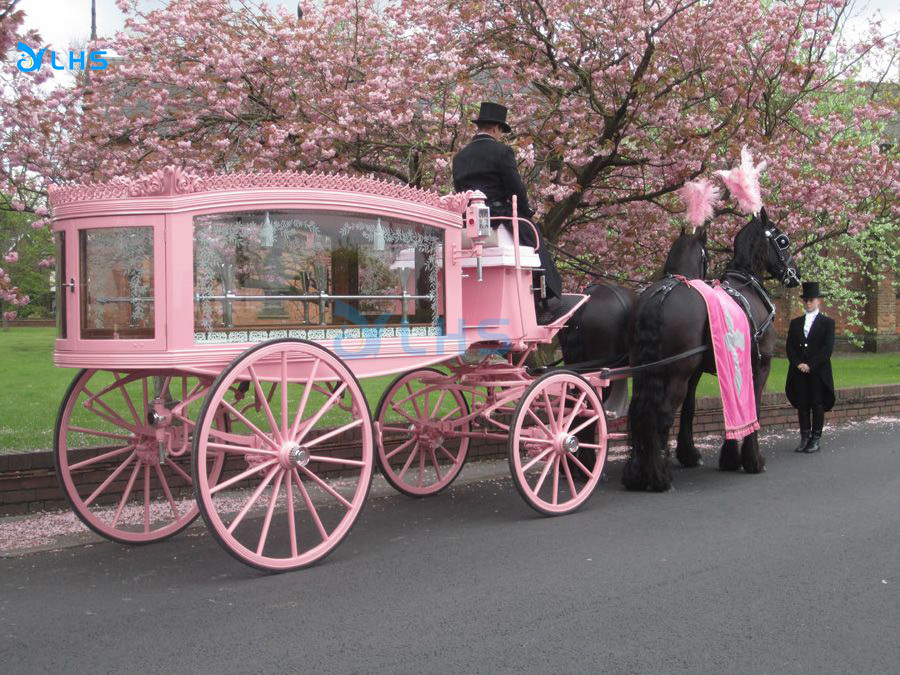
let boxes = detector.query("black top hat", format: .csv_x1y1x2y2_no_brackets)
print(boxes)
472,102,511,133
801,281,824,299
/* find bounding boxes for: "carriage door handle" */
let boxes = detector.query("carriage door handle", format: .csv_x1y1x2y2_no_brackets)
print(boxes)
64,277,75,293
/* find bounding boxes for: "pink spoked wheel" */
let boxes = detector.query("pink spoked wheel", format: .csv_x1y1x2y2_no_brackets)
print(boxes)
508,370,607,516
54,369,224,543
375,367,470,497
192,339,374,572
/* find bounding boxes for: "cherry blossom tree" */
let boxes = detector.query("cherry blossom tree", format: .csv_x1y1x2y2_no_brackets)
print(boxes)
1,0,897,316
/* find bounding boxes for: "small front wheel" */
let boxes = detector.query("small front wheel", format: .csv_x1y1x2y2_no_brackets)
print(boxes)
375,368,470,497
508,371,607,515
192,339,374,572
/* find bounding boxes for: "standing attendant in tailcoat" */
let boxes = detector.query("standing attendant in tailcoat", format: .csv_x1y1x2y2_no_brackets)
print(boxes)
452,102,563,301
785,281,835,453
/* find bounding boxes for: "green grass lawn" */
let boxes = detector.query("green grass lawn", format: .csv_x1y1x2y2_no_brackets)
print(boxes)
1,327,897,452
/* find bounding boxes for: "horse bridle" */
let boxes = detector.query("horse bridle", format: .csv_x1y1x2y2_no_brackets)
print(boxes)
763,225,799,287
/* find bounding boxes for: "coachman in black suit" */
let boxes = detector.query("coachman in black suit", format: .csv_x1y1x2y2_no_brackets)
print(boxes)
785,282,835,453
452,102,563,299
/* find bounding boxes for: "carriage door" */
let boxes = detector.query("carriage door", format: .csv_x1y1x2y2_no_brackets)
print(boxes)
65,215,166,354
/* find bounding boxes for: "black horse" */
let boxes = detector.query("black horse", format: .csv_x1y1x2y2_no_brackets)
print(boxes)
623,210,799,492
559,227,708,372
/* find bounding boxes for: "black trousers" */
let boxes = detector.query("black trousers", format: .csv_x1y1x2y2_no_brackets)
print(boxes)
794,372,826,435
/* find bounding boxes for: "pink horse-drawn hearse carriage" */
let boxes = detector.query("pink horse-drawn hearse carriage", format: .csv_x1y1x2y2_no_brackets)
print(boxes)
49,167,621,571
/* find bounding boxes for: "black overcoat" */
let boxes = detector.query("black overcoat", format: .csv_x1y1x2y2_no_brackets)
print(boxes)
785,312,836,411
452,134,562,297
452,134,534,224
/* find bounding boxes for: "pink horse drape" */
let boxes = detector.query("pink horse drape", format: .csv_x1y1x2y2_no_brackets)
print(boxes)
687,279,760,440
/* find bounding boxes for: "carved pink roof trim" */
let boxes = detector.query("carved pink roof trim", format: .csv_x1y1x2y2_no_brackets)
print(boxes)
48,165,471,214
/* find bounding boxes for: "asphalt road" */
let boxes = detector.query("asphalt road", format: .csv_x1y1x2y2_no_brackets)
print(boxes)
2,420,898,674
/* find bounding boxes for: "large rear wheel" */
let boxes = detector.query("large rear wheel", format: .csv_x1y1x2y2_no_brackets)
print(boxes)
54,369,222,543
192,339,374,572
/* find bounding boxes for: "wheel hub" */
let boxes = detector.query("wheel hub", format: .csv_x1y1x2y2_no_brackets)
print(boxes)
134,437,160,464
288,445,310,467
562,434,579,454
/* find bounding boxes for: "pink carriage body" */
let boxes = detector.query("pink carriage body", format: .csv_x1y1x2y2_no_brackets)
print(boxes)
51,166,574,377
49,167,606,572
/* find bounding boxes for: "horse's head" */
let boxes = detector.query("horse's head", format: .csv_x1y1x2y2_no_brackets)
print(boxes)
731,210,799,287
757,209,799,287
663,226,708,280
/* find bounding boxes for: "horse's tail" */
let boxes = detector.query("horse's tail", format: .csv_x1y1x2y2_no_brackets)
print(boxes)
624,287,674,489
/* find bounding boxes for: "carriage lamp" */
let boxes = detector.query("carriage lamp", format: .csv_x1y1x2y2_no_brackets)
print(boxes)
465,192,491,282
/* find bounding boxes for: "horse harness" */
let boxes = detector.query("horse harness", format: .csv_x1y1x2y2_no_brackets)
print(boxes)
719,270,776,344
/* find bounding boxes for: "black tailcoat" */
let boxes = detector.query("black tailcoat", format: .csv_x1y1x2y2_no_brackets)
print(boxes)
785,312,836,411
452,134,533,223
452,134,562,297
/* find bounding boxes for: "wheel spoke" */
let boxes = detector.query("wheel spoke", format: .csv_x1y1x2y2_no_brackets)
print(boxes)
83,393,141,434
430,389,448,418
154,462,181,521
396,442,421,481
114,373,142,427
532,455,555,495
220,400,280,451
522,445,555,473
249,365,283,444
226,467,278,535
526,406,553,438
428,448,443,482
66,427,133,442
569,414,600,436
388,403,417,425
417,446,426,487
557,383,568,430
297,465,353,509
562,455,577,498
301,418,363,449
405,382,423,419
285,470,298,558
566,451,595,480
292,468,329,542
143,464,151,533
164,458,193,485
289,358,321,438
562,391,587,432
384,437,416,461
280,352,289,437
437,445,458,463
206,441,279,457
256,471,284,555
551,456,560,506
307,454,367,468
69,445,134,472
295,382,348,444
210,459,279,495
439,405,462,422
85,451,137,505
111,459,142,528
542,389,558,433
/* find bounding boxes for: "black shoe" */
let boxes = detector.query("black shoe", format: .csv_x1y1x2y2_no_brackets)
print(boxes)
793,432,810,453
803,433,821,453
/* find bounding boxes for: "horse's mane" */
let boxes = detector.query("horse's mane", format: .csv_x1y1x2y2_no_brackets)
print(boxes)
663,228,706,278
725,217,767,277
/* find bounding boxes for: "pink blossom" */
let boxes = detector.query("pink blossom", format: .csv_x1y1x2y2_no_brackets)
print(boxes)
3,251,18,263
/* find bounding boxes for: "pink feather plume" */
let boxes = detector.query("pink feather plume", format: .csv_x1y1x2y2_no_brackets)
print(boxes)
679,179,721,229
715,146,767,215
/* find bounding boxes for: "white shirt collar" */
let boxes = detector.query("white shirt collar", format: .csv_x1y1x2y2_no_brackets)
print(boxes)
803,309,819,336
